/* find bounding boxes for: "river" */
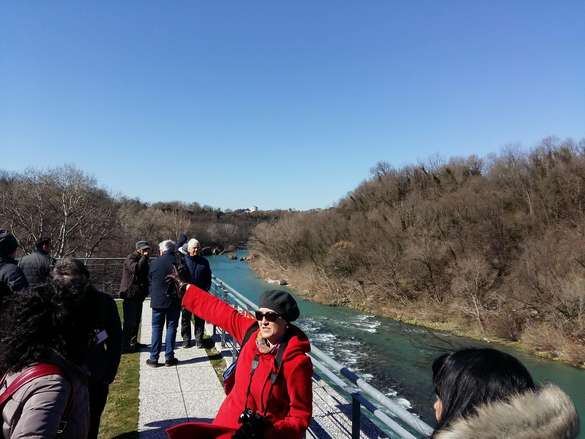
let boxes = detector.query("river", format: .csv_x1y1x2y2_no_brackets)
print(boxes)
209,253,585,437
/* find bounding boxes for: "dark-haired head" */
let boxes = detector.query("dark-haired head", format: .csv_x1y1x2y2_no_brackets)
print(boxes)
35,237,51,252
431,348,536,436
0,282,94,374
52,257,90,291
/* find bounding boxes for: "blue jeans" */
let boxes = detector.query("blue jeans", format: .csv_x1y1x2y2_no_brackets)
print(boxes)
150,307,180,361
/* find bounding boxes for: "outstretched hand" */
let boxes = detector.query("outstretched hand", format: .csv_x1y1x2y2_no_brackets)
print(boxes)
166,265,188,298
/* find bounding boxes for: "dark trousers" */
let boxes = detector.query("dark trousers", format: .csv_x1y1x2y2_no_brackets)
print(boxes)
88,380,110,439
122,298,144,350
181,308,205,342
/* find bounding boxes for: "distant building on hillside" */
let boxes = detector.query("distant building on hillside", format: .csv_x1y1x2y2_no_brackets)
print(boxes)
247,206,258,213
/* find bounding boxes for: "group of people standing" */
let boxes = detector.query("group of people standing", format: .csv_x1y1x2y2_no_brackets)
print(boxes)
0,227,582,439
0,230,121,439
118,235,212,366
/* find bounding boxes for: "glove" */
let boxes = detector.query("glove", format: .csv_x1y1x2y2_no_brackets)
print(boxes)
166,266,189,298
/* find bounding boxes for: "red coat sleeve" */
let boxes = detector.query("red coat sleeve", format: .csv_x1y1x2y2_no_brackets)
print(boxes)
181,284,256,343
268,356,313,439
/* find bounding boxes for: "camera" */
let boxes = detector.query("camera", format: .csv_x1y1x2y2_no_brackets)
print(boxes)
234,409,267,438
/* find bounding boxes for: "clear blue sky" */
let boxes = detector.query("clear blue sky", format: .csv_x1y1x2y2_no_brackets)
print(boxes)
1,1,584,210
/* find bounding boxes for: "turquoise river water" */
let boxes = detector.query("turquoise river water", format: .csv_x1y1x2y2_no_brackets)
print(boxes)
209,253,584,437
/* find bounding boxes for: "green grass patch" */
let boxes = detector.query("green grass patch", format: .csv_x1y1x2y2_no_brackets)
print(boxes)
98,301,140,439
203,333,228,384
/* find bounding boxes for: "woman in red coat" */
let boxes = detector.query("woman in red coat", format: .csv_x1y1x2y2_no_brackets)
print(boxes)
166,281,313,439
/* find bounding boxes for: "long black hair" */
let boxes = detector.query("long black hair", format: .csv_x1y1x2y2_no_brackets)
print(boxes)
431,348,536,436
0,282,94,374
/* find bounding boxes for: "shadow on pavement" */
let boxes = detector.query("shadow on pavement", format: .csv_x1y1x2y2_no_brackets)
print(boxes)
138,417,215,439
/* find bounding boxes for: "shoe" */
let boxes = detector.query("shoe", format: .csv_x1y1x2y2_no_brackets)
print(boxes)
183,340,193,348
124,343,145,353
146,359,160,368
165,358,179,367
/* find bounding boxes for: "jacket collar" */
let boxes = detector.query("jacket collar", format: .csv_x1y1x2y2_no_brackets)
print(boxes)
434,384,580,439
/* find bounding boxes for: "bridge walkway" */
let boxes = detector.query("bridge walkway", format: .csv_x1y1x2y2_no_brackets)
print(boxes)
136,299,387,438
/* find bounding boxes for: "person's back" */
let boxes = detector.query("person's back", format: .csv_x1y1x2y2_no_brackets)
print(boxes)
147,240,182,367
0,256,27,298
51,258,122,439
0,230,28,301
1,353,90,439
0,283,93,439
18,237,54,287
149,250,179,309
18,250,53,286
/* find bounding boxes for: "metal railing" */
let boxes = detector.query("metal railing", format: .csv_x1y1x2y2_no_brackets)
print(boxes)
211,276,433,439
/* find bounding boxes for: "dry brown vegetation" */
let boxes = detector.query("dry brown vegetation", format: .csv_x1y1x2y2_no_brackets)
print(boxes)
0,165,283,257
250,137,585,366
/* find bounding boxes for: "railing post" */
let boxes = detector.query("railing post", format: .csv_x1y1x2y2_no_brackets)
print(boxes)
220,286,228,348
351,392,361,439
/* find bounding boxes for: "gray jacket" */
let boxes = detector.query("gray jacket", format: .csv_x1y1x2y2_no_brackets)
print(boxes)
0,257,28,301
1,363,89,439
18,251,54,287
434,384,580,439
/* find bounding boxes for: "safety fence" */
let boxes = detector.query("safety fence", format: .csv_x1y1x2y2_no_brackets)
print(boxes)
77,257,126,295
211,277,433,439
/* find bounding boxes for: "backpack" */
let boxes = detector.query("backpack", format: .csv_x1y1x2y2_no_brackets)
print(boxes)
222,323,258,394
0,364,73,437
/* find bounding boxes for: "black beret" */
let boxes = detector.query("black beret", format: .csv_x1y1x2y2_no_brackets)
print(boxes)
259,289,300,322
0,229,18,257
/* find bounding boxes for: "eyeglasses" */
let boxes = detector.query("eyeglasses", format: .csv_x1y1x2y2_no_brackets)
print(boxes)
254,310,281,322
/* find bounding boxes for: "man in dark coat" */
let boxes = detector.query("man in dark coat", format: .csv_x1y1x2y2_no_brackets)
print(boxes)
18,237,55,286
181,238,212,348
119,240,150,352
147,240,183,367
0,229,28,306
52,258,122,439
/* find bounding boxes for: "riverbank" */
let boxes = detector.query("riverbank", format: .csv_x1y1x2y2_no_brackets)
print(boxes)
249,256,585,369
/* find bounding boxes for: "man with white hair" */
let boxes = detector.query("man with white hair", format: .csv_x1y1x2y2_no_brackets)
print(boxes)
181,238,212,348
147,240,182,367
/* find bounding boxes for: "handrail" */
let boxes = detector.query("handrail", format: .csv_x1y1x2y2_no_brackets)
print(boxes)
211,275,433,438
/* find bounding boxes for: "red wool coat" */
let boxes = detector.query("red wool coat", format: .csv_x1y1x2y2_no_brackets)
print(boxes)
167,284,313,439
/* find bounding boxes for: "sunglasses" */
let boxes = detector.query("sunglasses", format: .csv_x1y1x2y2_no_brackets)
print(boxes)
254,310,282,322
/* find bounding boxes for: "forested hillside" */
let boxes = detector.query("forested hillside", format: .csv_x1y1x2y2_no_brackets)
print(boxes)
0,166,282,257
250,138,585,365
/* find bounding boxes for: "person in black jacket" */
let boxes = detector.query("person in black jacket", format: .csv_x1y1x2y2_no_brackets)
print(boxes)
18,237,56,287
52,258,122,439
119,241,150,353
147,240,183,367
0,229,28,308
180,238,212,348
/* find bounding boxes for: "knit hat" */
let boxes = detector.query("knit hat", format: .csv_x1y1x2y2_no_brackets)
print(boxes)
0,229,18,257
136,240,150,251
259,290,300,322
